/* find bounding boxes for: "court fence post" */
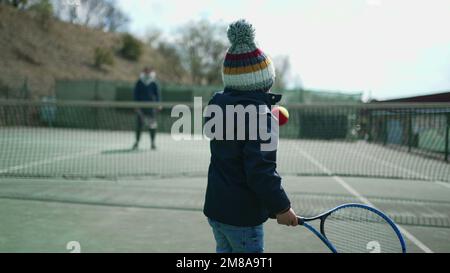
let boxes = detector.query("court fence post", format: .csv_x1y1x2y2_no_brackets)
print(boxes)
367,110,373,143
445,113,449,162
407,110,413,153
383,111,387,146
94,80,99,129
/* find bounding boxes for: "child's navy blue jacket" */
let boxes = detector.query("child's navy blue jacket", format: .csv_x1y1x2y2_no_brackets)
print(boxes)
203,88,291,227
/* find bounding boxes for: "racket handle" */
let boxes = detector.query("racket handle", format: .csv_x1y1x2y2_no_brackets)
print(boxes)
297,217,305,225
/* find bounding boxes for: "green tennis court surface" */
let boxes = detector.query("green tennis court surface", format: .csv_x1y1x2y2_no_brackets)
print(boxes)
1,101,450,252
2,129,450,180
0,176,449,252
1,133,449,253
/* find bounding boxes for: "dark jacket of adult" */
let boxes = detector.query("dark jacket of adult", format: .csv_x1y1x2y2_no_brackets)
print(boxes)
134,79,160,115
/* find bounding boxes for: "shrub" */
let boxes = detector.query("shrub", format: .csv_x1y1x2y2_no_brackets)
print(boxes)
94,47,115,69
0,79,11,99
119,34,142,61
28,0,53,30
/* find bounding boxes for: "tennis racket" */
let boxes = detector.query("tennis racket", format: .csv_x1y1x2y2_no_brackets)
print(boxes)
136,109,157,129
297,203,406,253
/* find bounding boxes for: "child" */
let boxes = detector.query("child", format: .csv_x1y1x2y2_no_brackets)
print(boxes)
203,19,298,253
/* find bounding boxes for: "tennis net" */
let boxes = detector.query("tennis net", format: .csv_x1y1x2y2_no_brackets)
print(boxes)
1,99,449,182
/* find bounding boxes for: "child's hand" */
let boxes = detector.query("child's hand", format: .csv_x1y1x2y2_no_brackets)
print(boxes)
276,208,298,227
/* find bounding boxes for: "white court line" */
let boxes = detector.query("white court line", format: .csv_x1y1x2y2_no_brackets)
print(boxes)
435,181,450,189
345,146,429,180
345,146,450,190
335,176,434,253
294,147,434,253
0,150,101,174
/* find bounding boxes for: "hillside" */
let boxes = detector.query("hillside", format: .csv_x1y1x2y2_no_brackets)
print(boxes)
0,4,171,99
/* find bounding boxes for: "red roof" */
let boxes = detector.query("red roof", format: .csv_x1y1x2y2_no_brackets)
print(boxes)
376,91,450,103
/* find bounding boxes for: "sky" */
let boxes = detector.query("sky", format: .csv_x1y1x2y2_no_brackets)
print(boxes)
116,0,450,100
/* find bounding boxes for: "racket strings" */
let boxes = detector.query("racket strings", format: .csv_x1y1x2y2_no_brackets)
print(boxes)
323,207,404,253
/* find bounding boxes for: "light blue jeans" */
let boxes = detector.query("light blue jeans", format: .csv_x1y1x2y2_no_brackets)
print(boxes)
207,218,264,253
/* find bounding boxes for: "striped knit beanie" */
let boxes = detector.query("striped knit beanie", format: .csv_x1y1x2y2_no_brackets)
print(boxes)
222,19,276,92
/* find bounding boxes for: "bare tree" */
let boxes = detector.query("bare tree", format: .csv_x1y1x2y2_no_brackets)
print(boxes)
273,55,292,90
157,41,186,81
80,0,104,26
50,0,128,32
68,5,77,23
176,20,228,85
145,27,162,48
103,1,129,32
143,28,186,82
1,0,28,9
52,0,64,18
49,0,78,23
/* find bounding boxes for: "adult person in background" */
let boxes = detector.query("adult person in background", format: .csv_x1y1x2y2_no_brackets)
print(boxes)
132,67,160,150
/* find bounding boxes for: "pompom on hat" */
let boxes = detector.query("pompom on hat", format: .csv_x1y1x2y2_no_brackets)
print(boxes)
222,19,276,92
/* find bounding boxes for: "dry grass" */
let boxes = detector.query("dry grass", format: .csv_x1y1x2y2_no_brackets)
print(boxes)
0,5,168,98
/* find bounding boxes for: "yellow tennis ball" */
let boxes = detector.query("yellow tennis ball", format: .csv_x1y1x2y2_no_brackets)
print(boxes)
272,106,289,126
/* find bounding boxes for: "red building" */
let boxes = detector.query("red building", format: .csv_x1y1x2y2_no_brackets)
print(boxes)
373,91,450,103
